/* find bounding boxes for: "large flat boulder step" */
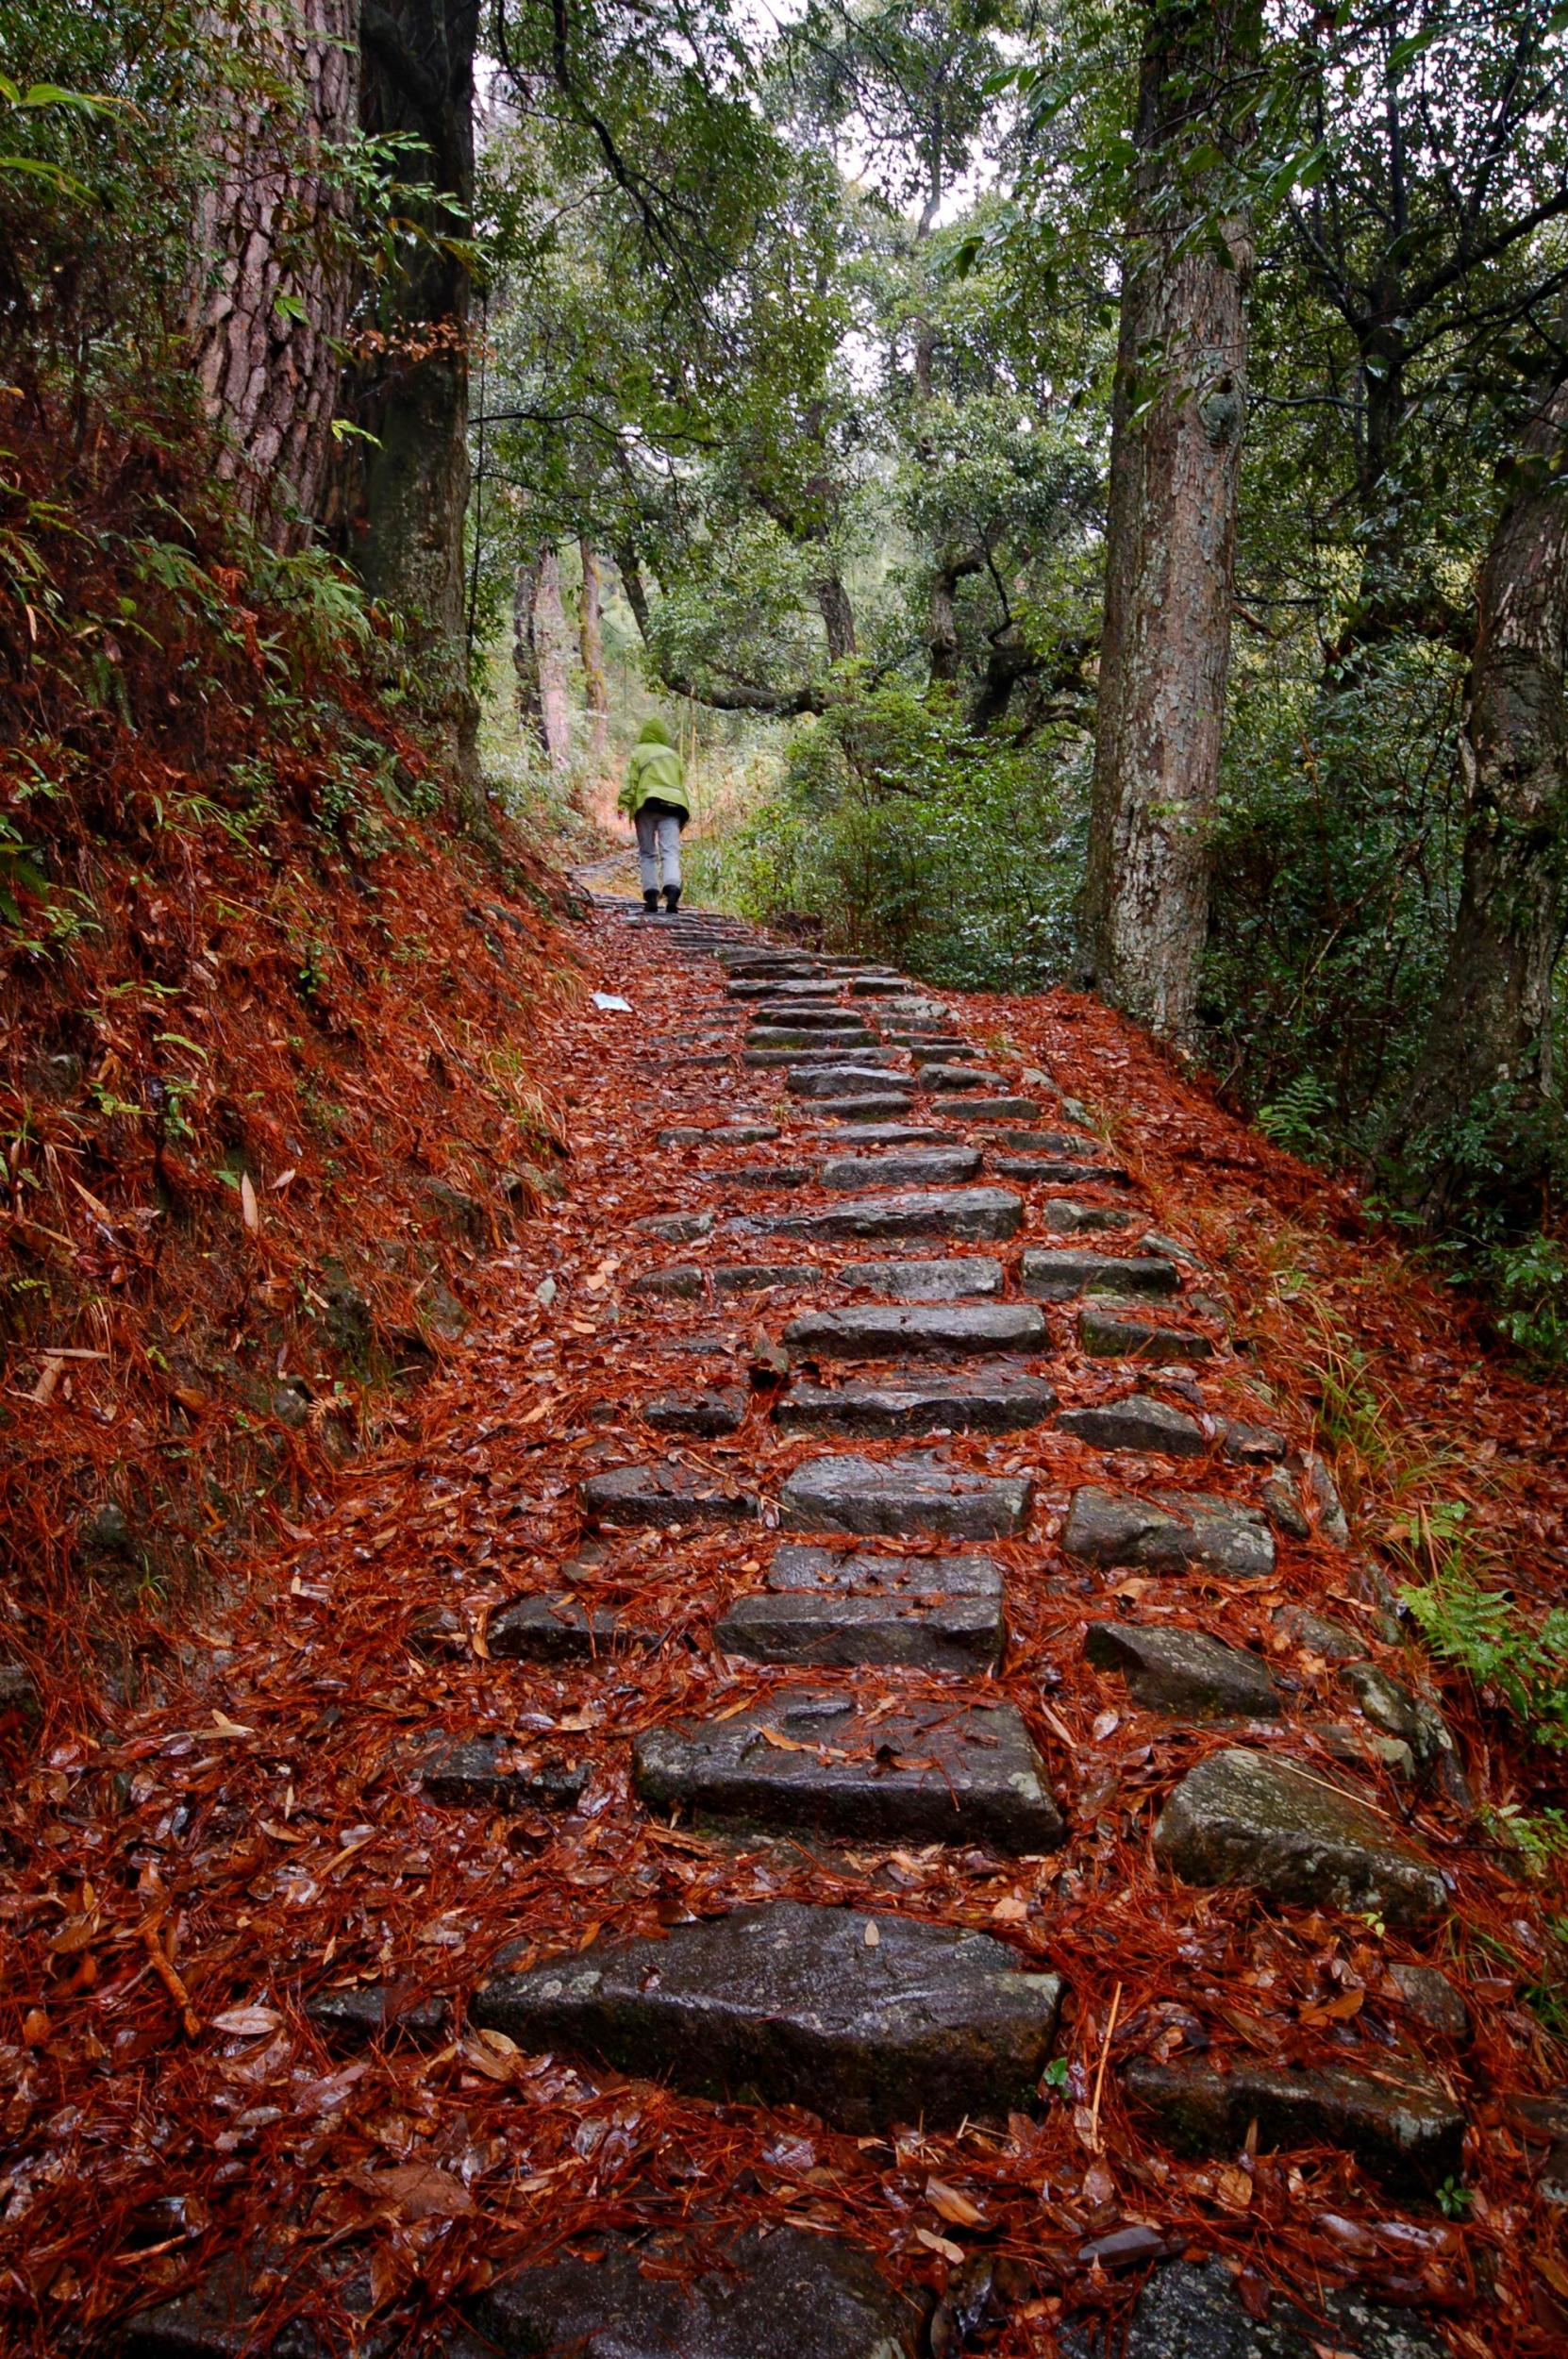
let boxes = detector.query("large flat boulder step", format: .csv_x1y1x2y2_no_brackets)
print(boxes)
776,1367,1058,1437
817,1146,979,1189
471,1899,1063,2132
633,1693,1065,1853
715,1587,1006,1673
1085,1621,1280,1717
916,1063,1009,1093
938,1096,1043,1121
1154,1747,1448,1926
993,1154,1132,1184
1058,1395,1206,1454
770,1541,1003,1595
476,2225,922,2359
581,1464,761,1528
422,1735,587,1812
1062,1485,1274,1578
836,1254,1003,1298
1020,1247,1180,1300
488,1595,657,1662
1124,2054,1464,2193
764,1187,1023,1244
781,1452,1032,1539
783,1301,1046,1359
812,1094,916,1122
744,1046,899,1069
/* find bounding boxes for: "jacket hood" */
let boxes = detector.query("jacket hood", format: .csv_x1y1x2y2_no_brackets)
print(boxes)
637,717,676,749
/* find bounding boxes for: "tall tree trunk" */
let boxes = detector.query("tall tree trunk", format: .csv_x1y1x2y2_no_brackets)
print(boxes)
534,546,574,782
814,573,858,663
512,552,545,752
335,0,480,806
1379,371,1568,1231
578,540,610,784
1079,0,1260,1037
190,0,360,551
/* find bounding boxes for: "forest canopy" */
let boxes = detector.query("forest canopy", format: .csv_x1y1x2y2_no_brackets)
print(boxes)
5,0,1568,1315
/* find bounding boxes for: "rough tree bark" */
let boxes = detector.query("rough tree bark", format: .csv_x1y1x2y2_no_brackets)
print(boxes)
578,540,610,785
1380,369,1568,1230
512,552,545,751
190,0,360,550
533,545,575,782
1079,0,1260,1038
333,0,481,804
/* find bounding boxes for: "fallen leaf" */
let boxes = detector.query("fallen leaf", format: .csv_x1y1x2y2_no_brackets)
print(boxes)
240,1172,259,1233
373,2161,474,2221
22,2008,50,2044
926,2177,987,2228
915,2227,965,2266
209,1710,255,1737
992,1894,1028,1923
864,1920,880,1948
211,2005,283,2036
1091,1708,1121,1742
1215,2164,1253,2211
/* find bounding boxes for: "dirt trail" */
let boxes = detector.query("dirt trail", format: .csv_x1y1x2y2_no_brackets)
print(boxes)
7,898,1566,2358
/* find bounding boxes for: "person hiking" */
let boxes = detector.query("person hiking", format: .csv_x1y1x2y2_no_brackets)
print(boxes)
617,715,691,914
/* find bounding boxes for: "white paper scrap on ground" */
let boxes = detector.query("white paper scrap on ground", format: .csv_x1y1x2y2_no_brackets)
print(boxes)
592,992,634,1012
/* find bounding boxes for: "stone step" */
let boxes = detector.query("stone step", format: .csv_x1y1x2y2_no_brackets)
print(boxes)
993,1154,1131,1185
776,1367,1058,1437
745,1030,877,1055
1154,1747,1447,1925
938,1096,1042,1120
1080,1307,1218,1362
916,1063,1009,1093
716,1586,1005,1672
726,978,841,1000
627,1263,705,1298
750,1004,871,1029
635,1209,714,1243
1085,1622,1280,1716
847,974,909,995
995,1129,1101,1154
1123,2054,1464,2194
581,1464,761,1528
709,1163,812,1189
307,1985,448,2048
836,1255,1003,1299
1062,1485,1275,1578
634,1692,1065,1853
783,1301,1047,1359
471,1898,1063,2132
818,1122,953,1146
1058,1395,1206,1454
745,1046,898,1068
488,1596,654,1661
1021,1247,1180,1300
770,1541,1004,1595
710,1262,817,1295
1035,1196,1137,1234
811,1092,916,1121
788,1064,912,1097
781,1451,1032,1538
644,1384,748,1435
1080,2257,1451,2359
817,1146,980,1190
659,1122,779,1146
422,1735,588,1813
765,1186,1023,1244
476,2225,921,2359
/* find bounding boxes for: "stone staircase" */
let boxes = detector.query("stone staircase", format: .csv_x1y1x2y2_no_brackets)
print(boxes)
125,894,1467,2359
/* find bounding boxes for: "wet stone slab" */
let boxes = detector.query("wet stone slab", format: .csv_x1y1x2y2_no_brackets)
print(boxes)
776,1367,1058,1438
716,1587,1005,1673
813,1094,916,1122
1154,1747,1448,1926
749,1004,871,1029
488,1595,655,1662
627,1264,706,1299
837,1255,1003,1299
581,1464,762,1528
726,978,841,999
1062,1487,1275,1579
821,1123,954,1147
306,1985,448,2047
1034,1197,1137,1234
1085,1622,1280,1717
1123,2054,1464,2193
936,1096,1042,1121
635,1209,715,1244
765,1187,1023,1245
744,1046,892,1069
644,1384,749,1435
1063,2255,1454,2359
917,1064,1009,1093
781,1452,1033,1539
475,2224,921,2359
817,1146,981,1190
472,1898,1063,2132
770,1542,1004,1595
1079,1307,1219,1362
789,1065,915,1098
710,1263,818,1295
1058,1396,1207,1455
1021,1248,1180,1301
709,1164,814,1189
422,1735,588,1812
634,1692,1066,1853
783,1301,1046,1359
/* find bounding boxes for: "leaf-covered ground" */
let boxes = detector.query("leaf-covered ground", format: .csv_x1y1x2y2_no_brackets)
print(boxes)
3,902,1567,2354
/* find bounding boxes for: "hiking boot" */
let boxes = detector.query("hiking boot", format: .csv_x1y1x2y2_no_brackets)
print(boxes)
642,889,660,914
664,884,682,912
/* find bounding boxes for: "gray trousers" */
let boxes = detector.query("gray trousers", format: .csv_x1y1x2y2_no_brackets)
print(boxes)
635,807,682,891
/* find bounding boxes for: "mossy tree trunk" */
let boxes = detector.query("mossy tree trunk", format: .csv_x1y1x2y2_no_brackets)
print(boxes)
1079,0,1260,1039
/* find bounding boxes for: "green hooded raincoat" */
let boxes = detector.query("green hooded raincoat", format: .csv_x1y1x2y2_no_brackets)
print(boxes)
617,717,691,822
